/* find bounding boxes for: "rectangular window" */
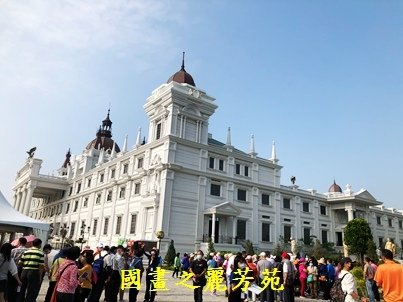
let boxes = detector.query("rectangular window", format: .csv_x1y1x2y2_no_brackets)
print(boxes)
322,230,328,244
218,159,224,171
119,187,126,199
115,216,122,235
210,184,221,197
209,157,215,169
87,178,91,188
111,169,115,179
103,218,109,235
137,158,144,169
107,190,112,201
320,205,327,215
92,219,98,236
237,189,247,201
283,198,291,209
65,203,70,214
95,193,101,205
70,222,76,238
399,220,403,229
336,232,343,246
376,216,382,225
99,173,104,183
303,228,311,245
302,202,310,212
388,218,392,227
130,214,137,234
262,194,271,206
378,237,383,248
73,200,79,212
156,122,162,140
76,183,81,194
235,164,241,175
134,183,141,195
123,163,128,174
244,166,249,177
284,225,291,243
262,223,270,242
237,220,246,240
83,197,88,208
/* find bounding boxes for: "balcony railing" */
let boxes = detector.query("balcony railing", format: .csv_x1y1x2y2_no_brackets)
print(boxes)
202,234,246,245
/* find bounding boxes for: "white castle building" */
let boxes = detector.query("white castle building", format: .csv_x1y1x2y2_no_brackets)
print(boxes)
12,58,403,255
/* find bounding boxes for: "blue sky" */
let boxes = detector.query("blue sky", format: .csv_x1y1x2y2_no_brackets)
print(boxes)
1,1,402,209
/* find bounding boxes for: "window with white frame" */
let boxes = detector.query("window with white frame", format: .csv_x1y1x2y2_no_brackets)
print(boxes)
210,183,221,197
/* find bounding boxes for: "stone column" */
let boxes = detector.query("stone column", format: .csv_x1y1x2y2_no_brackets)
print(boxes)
232,217,237,244
211,213,216,243
23,183,35,216
346,208,354,221
15,190,23,211
19,187,27,213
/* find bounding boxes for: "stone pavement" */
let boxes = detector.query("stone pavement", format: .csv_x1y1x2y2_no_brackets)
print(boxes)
37,276,318,302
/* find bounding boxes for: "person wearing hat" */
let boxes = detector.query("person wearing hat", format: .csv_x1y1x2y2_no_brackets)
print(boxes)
298,257,308,298
257,252,274,302
281,252,295,302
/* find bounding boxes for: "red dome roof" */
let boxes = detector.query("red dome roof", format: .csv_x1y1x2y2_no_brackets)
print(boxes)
329,181,342,193
167,52,196,87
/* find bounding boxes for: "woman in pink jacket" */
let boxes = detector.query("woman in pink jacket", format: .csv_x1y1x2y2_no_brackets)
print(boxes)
298,258,308,298
55,247,80,302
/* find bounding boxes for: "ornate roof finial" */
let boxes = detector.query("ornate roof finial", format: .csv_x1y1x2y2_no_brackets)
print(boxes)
136,127,142,147
270,140,278,163
122,134,128,153
249,134,257,158
225,127,232,146
181,51,185,71
110,141,116,158
62,148,71,168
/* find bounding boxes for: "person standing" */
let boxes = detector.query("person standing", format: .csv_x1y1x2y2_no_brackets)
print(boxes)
298,258,308,298
128,251,144,302
18,238,45,302
143,250,160,302
257,252,274,302
338,257,365,302
282,252,295,302
108,246,126,302
55,247,80,302
181,253,190,277
8,238,28,302
172,253,181,278
189,250,208,302
44,248,67,302
363,257,377,302
374,249,403,302
306,261,318,299
0,243,22,302
76,252,94,302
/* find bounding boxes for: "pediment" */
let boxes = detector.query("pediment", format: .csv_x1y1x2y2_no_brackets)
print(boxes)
204,201,241,216
354,189,382,205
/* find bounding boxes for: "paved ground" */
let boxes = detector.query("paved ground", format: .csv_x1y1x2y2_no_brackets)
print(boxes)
37,276,320,302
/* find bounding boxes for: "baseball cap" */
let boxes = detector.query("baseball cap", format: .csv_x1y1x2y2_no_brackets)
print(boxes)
96,243,104,248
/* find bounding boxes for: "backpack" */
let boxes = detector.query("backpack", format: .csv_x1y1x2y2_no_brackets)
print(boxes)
330,273,349,302
92,256,106,279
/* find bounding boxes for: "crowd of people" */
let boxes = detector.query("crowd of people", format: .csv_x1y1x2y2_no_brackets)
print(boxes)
0,237,403,302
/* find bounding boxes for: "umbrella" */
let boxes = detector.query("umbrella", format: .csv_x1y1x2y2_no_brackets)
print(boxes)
11,235,37,247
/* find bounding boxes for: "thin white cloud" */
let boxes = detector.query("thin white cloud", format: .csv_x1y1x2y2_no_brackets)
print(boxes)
0,0,186,99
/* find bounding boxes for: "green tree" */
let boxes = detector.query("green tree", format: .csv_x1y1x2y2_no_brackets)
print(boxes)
242,240,255,255
366,239,378,262
207,237,216,255
164,239,176,266
344,218,373,263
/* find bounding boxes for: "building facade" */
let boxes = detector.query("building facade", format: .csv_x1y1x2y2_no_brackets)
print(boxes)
12,61,403,256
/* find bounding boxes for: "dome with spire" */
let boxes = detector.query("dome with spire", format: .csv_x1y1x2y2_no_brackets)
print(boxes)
328,180,343,193
86,110,121,152
167,52,196,87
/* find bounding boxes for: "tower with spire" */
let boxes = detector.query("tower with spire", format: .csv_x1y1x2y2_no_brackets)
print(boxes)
144,52,217,145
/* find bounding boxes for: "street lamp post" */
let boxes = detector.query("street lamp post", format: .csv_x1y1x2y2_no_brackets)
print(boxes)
79,223,86,249
60,226,68,249
156,230,165,251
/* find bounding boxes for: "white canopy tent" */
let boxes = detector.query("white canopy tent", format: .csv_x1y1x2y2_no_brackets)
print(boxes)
0,190,49,244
